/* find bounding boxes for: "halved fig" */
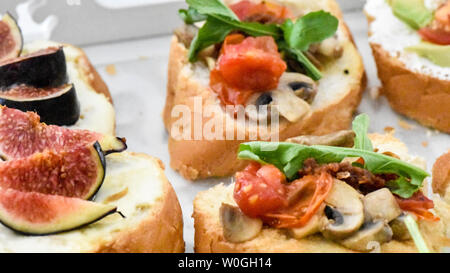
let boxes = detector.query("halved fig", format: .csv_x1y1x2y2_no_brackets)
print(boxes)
0,142,105,200
0,187,118,236
0,106,127,159
0,47,67,90
0,13,23,62
0,84,80,126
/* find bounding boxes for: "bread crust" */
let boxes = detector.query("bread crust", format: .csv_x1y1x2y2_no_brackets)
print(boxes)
366,16,450,133
433,152,450,200
164,0,365,180
193,135,450,253
93,153,185,253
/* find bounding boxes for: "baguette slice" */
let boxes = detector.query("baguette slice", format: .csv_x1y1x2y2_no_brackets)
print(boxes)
22,41,116,135
164,0,365,180
433,151,450,203
193,134,450,253
0,152,184,253
365,0,450,133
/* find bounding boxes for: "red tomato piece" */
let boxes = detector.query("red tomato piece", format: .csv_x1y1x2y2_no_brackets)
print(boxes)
234,162,287,218
230,0,293,24
396,191,439,221
210,35,286,105
418,27,450,45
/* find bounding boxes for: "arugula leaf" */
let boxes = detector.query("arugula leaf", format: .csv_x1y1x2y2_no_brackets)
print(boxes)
281,11,339,52
281,44,323,80
386,177,420,198
238,142,429,198
181,0,339,81
188,16,281,61
404,214,431,253
188,17,234,61
179,7,207,24
352,113,374,152
187,0,239,20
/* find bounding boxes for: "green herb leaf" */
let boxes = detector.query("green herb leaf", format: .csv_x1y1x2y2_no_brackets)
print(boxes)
281,44,322,80
188,17,234,61
186,0,239,20
238,142,429,198
404,214,431,253
281,11,339,51
352,113,374,152
188,16,281,61
179,8,207,24
386,177,420,198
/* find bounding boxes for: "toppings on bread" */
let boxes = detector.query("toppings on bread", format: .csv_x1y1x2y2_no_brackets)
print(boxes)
194,114,450,253
165,0,365,180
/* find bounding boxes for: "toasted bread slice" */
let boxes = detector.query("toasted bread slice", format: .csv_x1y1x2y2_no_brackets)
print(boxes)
433,151,450,203
0,152,184,253
164,0,365,180
365,0,450,133
193,134,450,253
22,41,116,135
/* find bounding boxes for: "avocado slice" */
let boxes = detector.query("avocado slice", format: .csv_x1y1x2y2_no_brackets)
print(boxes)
388,0,433,30
406,41,450,67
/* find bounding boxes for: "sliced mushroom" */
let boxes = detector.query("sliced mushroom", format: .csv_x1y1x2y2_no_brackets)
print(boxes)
340,221,393,252
287,208,325,240
278,72,318,104
271,87,311,123
320,180,365,240
286,130,355,147
245,92,273,122
245,72,315,122
390,214,412,241
363,188,402,223
220,203,263,243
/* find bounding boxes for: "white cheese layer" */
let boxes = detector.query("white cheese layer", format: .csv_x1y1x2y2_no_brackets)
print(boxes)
365,0,450,81
23,41,116,135
0,152,163,253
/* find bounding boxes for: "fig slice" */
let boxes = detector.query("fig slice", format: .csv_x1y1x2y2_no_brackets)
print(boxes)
0,13,23,62
0,187,118,236
0,106,127,160
0,47,67,90
0,84,80,126
0,142,105,200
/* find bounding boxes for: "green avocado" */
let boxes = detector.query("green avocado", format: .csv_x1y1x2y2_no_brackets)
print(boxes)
407,42,450,67
387,0,433,29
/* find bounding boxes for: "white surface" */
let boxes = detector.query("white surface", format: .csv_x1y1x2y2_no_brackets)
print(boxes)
80,9,450,253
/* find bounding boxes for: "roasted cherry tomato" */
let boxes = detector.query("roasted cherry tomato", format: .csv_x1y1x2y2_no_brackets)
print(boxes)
396,191,439,221
234,161,334,228
264,172,333,228
230,0,293,24
210,34,286,105
234,162,287,218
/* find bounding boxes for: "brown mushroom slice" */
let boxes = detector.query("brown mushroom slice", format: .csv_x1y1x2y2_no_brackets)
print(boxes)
390,214,412,241
286,130,356,147
220,203,263,243
320,180,364,240
363,188,402,223
340,221,393,252
288,208,325,240
278,72,317,104
271,88,310,123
